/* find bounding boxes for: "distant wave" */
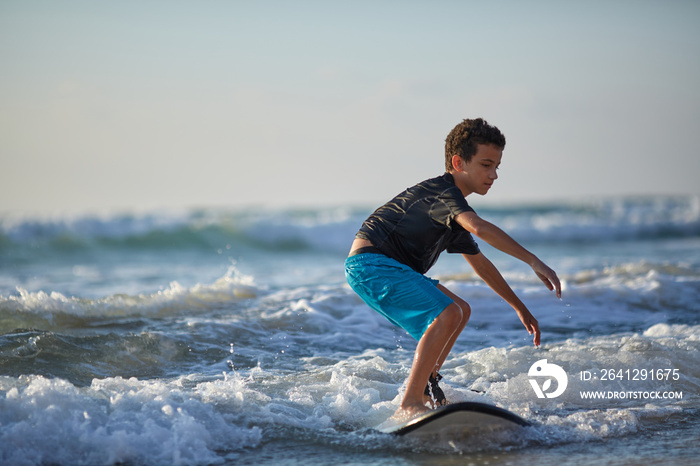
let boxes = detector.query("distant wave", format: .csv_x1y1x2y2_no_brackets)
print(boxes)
0,266,257,329
0,207,364,254
1,196,698,256
478,195,700,243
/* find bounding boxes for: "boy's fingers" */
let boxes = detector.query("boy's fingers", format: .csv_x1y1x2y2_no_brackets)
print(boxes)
537,272,555,292
523,316,540,346
550,272,562,298
531,320,541,346
537,270,562,299
537,272,553,289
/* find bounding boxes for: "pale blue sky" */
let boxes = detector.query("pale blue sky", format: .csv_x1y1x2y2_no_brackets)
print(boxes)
2,0,699,214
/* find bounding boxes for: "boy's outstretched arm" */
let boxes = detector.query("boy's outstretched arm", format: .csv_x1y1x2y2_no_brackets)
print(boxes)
456,212,562,298
463,252,541,346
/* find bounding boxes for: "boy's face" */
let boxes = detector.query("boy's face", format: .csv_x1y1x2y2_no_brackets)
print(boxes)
451,143,502,196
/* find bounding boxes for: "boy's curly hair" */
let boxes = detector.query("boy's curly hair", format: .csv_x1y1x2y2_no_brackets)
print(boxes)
444,118,506,171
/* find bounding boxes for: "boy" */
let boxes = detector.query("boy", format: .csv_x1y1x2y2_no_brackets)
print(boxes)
344,118,561,420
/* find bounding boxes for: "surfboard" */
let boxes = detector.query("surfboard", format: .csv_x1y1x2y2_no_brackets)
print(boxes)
378,402,531,437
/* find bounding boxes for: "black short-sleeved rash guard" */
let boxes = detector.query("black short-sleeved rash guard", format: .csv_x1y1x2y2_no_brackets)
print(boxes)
356,173,480,274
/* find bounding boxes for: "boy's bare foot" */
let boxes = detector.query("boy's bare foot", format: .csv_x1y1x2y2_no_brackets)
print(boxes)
390,403,430,422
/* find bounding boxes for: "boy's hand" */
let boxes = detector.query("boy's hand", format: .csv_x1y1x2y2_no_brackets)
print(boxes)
517,309,541,346
531,259,562,298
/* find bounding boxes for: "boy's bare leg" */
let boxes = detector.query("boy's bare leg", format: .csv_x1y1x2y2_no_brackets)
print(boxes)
394,302,464,419
420,286,470,406
432,285,471,374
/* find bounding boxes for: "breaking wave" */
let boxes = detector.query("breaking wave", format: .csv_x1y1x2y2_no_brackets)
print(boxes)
1,196,699,258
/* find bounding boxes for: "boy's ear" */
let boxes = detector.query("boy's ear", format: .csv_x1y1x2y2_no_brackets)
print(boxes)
451,154,464,172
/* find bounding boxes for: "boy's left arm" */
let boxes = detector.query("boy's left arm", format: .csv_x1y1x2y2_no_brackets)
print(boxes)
463,251,541,346
456,211,561,298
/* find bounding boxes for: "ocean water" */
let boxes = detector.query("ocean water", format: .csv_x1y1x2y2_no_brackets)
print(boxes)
1,196,699,465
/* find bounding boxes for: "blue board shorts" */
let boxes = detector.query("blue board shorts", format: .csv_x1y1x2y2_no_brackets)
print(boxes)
344,252,453,340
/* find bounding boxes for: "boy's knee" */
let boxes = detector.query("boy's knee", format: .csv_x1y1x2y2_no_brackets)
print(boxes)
460,300,471,322
452,298,471,325
440,303,464,328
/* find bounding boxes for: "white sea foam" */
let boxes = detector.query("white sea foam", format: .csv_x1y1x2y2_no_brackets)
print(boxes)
0,374,262,465
1,323,696,463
